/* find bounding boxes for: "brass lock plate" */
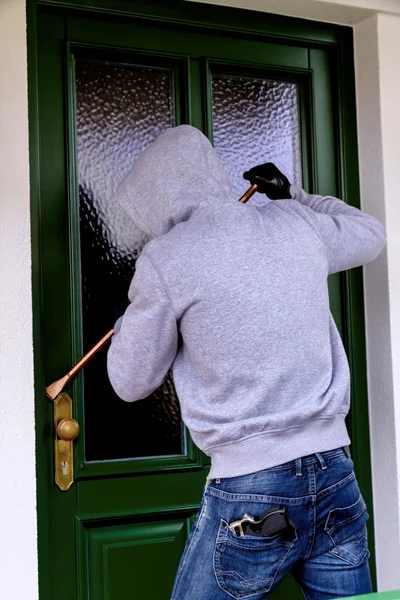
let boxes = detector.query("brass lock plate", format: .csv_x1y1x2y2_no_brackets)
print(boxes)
53,392,78,491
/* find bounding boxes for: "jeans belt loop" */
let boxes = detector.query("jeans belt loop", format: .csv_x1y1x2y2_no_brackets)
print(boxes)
295,457,303,476
316,452,328,470
343,445,351,459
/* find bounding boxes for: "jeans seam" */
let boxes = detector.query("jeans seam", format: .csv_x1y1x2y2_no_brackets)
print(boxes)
209,449,347,480
297,581,311,600
206,486,311,504
328,533,370,567
213,531,294,598
317,471,355,500
304,464,316,560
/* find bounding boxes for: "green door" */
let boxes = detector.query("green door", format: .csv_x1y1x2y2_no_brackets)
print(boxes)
32,2,372,599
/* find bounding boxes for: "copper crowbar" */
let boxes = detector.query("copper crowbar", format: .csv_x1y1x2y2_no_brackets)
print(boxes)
45,183,258,400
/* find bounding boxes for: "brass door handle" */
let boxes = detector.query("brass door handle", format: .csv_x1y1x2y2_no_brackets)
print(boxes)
54,393,79,491
57,418,80,441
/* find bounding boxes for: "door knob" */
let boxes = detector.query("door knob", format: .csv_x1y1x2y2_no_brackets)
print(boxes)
53,393,79,491
57,418,80,441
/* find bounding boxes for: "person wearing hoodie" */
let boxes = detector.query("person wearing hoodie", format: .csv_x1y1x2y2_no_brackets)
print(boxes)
107,125,386,600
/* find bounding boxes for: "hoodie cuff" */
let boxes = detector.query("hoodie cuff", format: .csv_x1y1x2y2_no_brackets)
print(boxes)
289,184,319,208
289,184,301,200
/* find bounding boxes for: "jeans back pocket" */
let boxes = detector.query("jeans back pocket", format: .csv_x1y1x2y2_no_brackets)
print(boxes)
324,493,369,566
213,518,296,599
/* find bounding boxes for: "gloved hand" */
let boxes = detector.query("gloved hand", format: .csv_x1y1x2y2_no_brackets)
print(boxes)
243,163,292,200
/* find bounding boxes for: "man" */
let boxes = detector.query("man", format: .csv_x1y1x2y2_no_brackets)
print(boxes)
107,125,386,599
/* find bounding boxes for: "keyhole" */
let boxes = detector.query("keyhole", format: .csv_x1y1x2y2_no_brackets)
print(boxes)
61,461,69,475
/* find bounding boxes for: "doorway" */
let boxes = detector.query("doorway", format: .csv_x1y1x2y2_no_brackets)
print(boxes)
30,1,372,598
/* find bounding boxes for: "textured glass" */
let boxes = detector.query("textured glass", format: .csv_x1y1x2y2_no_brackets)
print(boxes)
75,59,183,461
212,74,302,200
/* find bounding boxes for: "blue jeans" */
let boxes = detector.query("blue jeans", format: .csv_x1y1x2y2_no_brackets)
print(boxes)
171,448,372,600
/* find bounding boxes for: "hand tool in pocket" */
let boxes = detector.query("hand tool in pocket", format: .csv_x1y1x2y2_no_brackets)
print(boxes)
45,183,259,400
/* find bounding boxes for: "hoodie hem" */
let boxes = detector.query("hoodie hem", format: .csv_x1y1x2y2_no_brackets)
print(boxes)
206,415,350,480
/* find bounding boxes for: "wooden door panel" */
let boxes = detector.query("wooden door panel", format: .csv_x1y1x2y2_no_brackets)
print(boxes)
85,519,187,599
78,470,206,517
67,15,309,71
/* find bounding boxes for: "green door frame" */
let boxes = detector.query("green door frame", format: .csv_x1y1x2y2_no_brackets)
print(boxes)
27,0,374,597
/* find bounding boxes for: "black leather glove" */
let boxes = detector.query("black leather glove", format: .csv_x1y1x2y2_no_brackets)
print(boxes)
243,163,292,200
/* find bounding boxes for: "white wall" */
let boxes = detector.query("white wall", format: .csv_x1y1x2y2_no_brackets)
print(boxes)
354,13,400,590
0,0,38,599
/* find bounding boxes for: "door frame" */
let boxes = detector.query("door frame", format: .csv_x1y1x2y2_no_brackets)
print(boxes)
27,0,374,597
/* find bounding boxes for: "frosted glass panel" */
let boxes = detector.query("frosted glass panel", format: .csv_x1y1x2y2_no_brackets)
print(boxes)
75,59,183,462
212,73,302,200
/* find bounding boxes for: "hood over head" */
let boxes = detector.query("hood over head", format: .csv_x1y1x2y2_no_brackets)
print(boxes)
116,125,233,238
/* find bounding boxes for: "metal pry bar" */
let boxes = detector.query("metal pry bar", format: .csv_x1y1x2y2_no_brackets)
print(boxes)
239,183,258,204
46,330,114,400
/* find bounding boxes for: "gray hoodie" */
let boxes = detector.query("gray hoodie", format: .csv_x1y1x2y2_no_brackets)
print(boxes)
107,125,386,479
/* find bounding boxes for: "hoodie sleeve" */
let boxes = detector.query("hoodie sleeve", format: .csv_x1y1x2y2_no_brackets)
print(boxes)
290,185,386,275
107,253,178,402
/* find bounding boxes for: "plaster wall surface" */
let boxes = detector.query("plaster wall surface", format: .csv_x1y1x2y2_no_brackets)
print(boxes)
354,13,400,591
0,0,38,598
